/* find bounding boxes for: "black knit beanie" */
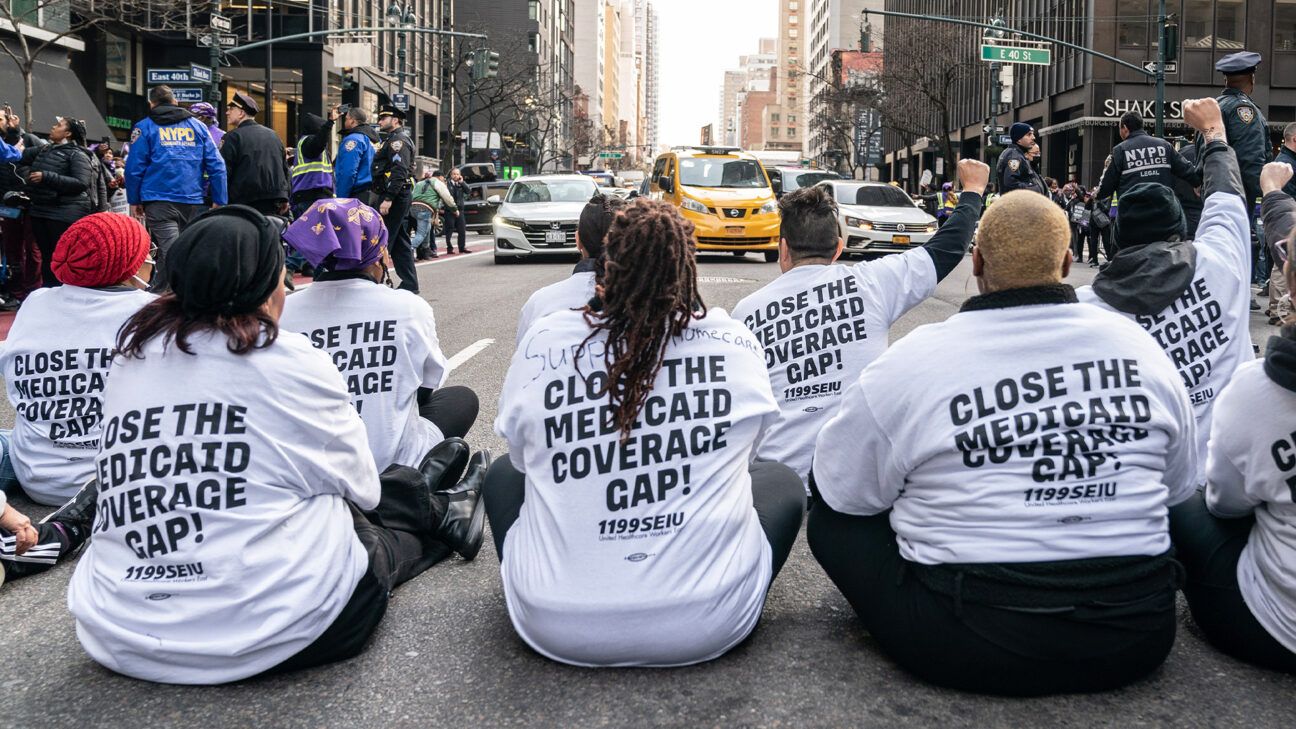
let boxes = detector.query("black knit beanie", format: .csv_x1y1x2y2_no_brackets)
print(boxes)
167,205,285,316
1113,182,1186,250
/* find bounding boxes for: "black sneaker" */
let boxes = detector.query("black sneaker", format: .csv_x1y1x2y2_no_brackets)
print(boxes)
431,449,491,561
40,478,99,558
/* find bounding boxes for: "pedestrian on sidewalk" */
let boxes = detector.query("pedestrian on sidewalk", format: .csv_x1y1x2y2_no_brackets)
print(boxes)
443,167,469,255
410,170,446,259
0,107,41,304
125,86,227,289
17,116,96,287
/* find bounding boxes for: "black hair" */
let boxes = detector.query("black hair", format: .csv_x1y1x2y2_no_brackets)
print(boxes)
778,185,840,261
149,85,174,105
578,193,629,260
1120,111,1144,133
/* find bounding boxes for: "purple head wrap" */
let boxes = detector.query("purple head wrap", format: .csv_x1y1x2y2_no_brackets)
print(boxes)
283,197,388,271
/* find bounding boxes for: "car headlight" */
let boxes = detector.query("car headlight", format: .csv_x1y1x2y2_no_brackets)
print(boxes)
680,197,710,215
758,200,778,215
494,216,524,228
845,216,873,230
925,222,938,233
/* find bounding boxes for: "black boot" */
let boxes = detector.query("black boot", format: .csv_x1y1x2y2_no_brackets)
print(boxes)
430,449,491,561
418,437,470,494
40,478,98,559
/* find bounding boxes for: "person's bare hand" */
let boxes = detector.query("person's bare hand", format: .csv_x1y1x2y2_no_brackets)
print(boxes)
132,205,145,217
1260,162,1294,196
957,159,991,196
1183,98,1225,136
27,171,42,184
0,503,38,555
379,199,393,216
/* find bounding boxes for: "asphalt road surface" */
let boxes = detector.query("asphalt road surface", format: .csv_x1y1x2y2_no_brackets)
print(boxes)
4,234,1295,727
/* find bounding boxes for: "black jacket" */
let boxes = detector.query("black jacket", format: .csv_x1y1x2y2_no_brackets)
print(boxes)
1171,144,1204,238
1216,87,1271,202
17,141,94,222
996,144,1045,195
1097,129,1200,201
371,126,413,201
1276,146,1296,199
0,126,43,195
221,119,289,205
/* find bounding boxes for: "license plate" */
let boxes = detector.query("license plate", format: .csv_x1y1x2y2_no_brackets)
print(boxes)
545,230,566,243
725,226,745,235
892,235,911,244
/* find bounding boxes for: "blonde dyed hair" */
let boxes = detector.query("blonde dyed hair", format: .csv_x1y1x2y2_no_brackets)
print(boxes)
975,190,1072,291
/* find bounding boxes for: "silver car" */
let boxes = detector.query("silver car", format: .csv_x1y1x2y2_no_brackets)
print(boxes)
817,181,938,258
491,175,600,264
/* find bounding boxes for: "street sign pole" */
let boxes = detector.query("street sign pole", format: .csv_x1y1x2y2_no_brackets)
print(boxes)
1155,0,1167,137
208,2,224,104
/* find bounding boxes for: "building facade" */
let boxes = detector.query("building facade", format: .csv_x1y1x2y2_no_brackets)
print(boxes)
806,0,880,159
573,0,607,138
880,0,1295,190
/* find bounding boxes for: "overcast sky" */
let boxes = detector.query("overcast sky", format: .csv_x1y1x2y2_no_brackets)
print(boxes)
654,0,778,147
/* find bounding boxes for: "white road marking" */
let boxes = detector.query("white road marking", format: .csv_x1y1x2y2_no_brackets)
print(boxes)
447,338,495,373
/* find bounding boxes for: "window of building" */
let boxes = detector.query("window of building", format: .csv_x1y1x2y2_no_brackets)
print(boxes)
787,126,796,136
788,114,796,122
529,0,539,21
789,28,797,38
1279,0,1296,51
1118,0,1149,47
104,32,132,93
789,15,797,24
1183,0,1213,47
789,0,798,9
529,32,540,53
1216,0,1246,48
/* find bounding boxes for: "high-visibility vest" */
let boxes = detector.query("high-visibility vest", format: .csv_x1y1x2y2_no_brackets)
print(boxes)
940,191,957,214
291,137,334,195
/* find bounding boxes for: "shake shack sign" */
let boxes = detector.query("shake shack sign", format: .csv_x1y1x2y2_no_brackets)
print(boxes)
1102,99,1185,120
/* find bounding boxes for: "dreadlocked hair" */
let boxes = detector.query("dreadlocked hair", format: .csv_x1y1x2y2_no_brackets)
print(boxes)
579,198,705,437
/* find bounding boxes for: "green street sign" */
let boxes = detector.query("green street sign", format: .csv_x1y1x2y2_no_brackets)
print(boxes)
598,151,624,159
503,166,523,179
980,44,1051,65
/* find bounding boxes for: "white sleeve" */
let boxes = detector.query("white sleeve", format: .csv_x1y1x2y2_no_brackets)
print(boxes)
810,373,906,515
516,294,540,348
1162,381,1199,506
1193,192,1251,289
412,301,449,389
1204,386,1263,518
288,353,382,510
495,337,533,472
852,247,939,325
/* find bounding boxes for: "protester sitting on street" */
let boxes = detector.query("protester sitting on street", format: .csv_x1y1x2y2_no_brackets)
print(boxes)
17,116,96,288
0,213,155,506
1167,165,1296,675
126,86,228,288
807,188,1197,696
68,205,489,684
1077,98,1253,491
487,199,805,667
730,159,986,484
280,198,479,472
1,478,96,586
515,192,628,346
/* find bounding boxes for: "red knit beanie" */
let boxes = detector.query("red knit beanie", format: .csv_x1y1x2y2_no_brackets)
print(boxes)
51,213,151,288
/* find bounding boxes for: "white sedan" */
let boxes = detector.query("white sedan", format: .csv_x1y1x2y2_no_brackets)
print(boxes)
492,175,599,264
816,181,938,258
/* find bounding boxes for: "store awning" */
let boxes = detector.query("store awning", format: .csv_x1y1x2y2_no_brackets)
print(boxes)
0,57,112,143
1039,115,1285,137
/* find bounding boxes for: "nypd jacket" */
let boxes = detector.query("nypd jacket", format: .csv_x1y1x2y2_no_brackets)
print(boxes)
125,105,227,206
221,119,289,206
1097,129,1201,201
1276,146,1296,198
1215,87,1271,202
995,144,1045,195
335,125,379,197
371,127,413,202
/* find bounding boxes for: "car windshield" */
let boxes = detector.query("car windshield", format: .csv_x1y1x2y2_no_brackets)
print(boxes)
678,158,768,188
470,184,510,201
506,179,598,203
789,171,839,191
835,184,914,207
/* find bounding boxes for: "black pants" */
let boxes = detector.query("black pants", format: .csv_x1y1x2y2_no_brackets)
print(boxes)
142,201,204,292
482,457,805,577
417,385,479,439
30,216,73,288
1169,491,1296,673
244,199,287,217
807,498,1178,696
0,521,76,581
445,209,467,253
267,467,451,675
1099,224,1116,260
374,191,418,294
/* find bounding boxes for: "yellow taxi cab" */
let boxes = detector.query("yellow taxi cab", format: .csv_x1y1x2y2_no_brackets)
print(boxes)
649,146,780,262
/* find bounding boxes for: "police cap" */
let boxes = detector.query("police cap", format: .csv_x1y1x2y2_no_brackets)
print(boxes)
376,104,407,121
228,91,260,115
1216,51,1261,75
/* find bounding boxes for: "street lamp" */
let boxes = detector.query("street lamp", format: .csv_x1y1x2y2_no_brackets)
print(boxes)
387,2,416,97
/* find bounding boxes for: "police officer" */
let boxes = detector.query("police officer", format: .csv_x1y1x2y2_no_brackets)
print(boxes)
220,92,289,215
1212,52,1271,215
996,122,1047,195
334,106,379,199
125,85,227,288
290,111,335,217
1098,112,1200,201
1276,123,1296,198
371,103,418,294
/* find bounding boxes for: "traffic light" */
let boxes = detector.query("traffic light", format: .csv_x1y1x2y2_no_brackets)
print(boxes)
483,50,500,79
1164,19,1180,64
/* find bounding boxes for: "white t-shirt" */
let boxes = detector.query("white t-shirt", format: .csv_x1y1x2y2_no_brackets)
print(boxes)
0,286,154,505
731,252,937,482
281,278,449,470
1077,191,1253,486
1204,359,1296,654
68,331,379,685
496,307,779,667
515,270,596,346
813,298,1197,565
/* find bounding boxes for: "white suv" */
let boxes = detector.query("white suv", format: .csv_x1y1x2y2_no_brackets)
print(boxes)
492,175,599,264
817,181,938,258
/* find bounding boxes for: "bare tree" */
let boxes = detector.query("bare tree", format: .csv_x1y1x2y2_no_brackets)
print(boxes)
807,54,884,179
878,16,982,179
0,1,184,123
